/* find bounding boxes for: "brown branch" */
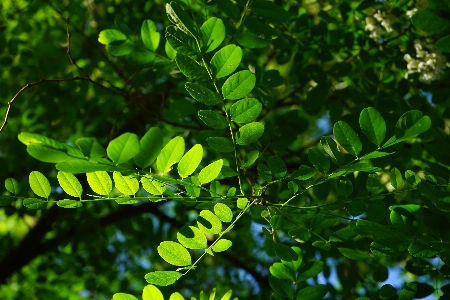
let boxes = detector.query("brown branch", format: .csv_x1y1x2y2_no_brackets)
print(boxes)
65,17,89,78
0,76,127,132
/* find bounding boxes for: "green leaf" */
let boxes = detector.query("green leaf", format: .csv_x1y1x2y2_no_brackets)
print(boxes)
57,171,83,198
176,53,209,80
75,138,105,158
436,35,450,52
200,17,226,53
106,40,135,56
145,271,182,286
390,168,403,189
236,32,270,48
390,110,431,145
207,137,234,153
308,147,330,174
270,215,284,230
98,29,127,45
359,107,386,146
23,198,47,210
26,144,79,163
141,177,166,195
165,25,197,56
115,197,138,205
230,98,262,124
275,243,298,261
399,282,417,300
379,284,396,300
288,181,299,194
198,110,228,129
269,277,294,299
166,2,197,36
5,178,20,195
292,165,317,180
177,226,207,249
86,171,112,196
18,132,84,159
339,247,373,260
262,69,284,87
405,170,421,185
237,198,248,209
320,136,345,165
297,261,324,281
107,133,140,164
257,164,272,181
169,292,185,300
113,172,139,195
126,48,156,65
267,155,287,177
269,262,295,281
412,9,450,35
333,121,362,156
359,151,393,160
222,70,256,100
112,293,138,300
366,173,380,194
0,196,14,206
408,239,440,258
56,160,120,174
197,210,222,234
338,178,353,197
141,20,160,51
236,122,264,145
157,241,192,266
198,159,223,184
57,200,83,208
210,44,242,78
214,203,233,222
251,1,291,23
178,144,203,178
296,285,328,300
142,285,163,300
29,171,51,199
212,239,232,252
185,83,222,106
165,41,177,60
241,150,259,169
156,136,185,173
134,127,163,169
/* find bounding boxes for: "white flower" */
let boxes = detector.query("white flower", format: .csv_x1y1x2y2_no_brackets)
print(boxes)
404,40,447,83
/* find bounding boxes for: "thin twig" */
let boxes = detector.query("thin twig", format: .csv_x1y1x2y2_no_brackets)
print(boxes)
0,76,126,132
65,17,89,78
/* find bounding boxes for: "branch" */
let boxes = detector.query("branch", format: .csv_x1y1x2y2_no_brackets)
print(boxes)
65,17,89,78
0,76,127,132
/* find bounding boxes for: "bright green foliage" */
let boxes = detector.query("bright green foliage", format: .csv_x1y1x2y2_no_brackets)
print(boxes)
177,226,207,249
230,98,262,123
197,210,222,234
214,203,233,222
107,133,140,164
86,171,113,196
157,241,192,266
57,171,83,198
200,17,225,53
156,136,185,173
198,160,223,184
2,0,450,299
113,172,139,196
178,144,203,178
29,171,51,199
221,70,256,100
211,45,242,78
236,122,264,145
134,127,163,169
212,239,232,252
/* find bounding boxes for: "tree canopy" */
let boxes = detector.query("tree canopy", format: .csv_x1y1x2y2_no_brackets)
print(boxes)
1,0,450,299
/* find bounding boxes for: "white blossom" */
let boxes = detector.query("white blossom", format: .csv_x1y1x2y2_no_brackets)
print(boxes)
404,40,447,84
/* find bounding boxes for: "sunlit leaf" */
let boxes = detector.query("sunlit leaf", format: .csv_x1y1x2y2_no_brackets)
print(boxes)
200,17,226,53
178,144,203,178
236,122,264,145
113,172,139,195
198,160,223,184
222,70,256,100
197,210,222,234
157,241,192,266
29,171,51,199
156,136,185,173
57,200,83,208
212,239,232,252
214,203,233,222
177,226,207,249
145,271,182,286
86,171,112,196
57,171,83,198
107,132,140,164
141,20,160,51
230,98,262,123
210,44,242,78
